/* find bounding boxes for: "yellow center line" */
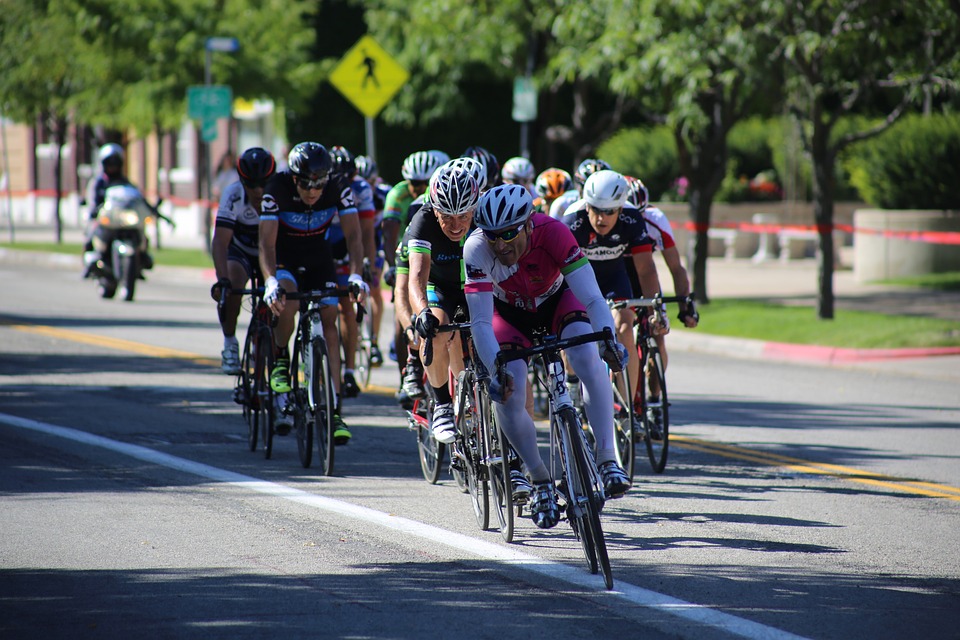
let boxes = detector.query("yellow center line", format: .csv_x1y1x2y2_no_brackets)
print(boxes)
673,435,960,502
9,323,218,366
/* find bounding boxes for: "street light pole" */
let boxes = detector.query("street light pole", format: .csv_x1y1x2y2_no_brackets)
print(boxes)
201,37,239,249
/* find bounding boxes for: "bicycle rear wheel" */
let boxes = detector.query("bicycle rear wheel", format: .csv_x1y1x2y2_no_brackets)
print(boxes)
312,338,336,476
557,407,613,589
256,329,276,460
292,336,313,469
642,343,670,474
240,327,258,452
611,367,635,481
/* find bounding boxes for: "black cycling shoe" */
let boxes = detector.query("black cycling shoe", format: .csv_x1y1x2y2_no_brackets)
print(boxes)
599,460,631,498
342,372,360,398
530,481,560,529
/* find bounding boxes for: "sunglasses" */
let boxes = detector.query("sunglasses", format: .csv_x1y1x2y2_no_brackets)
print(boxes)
296,175,328,191
409,180,428,189
482,222,526,243
589,205,620,216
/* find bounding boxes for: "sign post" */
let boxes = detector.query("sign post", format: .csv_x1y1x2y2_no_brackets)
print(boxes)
329,35,409,162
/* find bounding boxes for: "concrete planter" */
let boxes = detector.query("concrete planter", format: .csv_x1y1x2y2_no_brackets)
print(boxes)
854,209,960,282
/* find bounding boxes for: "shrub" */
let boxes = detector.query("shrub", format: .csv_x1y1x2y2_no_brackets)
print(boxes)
597,126,679,200
843,113,960,210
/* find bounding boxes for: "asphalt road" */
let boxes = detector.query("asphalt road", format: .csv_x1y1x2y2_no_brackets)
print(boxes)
1,261,959,640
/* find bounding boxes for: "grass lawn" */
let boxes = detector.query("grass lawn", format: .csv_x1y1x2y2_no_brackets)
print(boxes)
677,298,960,349
0,241,214,269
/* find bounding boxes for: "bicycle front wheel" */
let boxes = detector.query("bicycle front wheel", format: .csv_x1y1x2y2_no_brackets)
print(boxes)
312,338,336,476
455,371,488,530
292,338,313,469
256,329,276,460
557,407,613,589
485,391,514,543
240,326,258,452
611,367,635,482
642,343,670,474
354,307,373,390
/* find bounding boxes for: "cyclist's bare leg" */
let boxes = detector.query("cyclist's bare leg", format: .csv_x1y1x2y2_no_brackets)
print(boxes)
421,307,452,389
220,259,249,339
321,304,342,397
339,298,358,370
272,279,298,353
650,334,668,398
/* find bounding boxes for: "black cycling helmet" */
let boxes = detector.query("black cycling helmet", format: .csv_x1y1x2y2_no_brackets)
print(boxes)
287,142,333,179
574,158,612,190
462,146,501,188
329,145,357,178
237,147,276,187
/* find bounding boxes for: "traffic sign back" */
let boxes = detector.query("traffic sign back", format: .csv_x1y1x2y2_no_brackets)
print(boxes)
329,35,409,119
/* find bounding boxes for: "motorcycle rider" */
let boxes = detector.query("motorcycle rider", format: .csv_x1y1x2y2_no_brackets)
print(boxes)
82,143,154,277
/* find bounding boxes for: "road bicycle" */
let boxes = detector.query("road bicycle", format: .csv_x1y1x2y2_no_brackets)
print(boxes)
432,321,519,542
221,280,279,459
352,258,376,392
497,326,621,590
283,285,362,475
609,293,692,475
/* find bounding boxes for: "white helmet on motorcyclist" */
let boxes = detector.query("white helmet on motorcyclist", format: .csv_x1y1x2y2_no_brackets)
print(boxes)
583,170,629,211
98,143,124,168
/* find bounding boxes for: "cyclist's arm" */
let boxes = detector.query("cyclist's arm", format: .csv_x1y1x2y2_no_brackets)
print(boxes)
564,264,617,336
258,217,279,280
464,288,497,376
630,250,663,304
407,242,432,316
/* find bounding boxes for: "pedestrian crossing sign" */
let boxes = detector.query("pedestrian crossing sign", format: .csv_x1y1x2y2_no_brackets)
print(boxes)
329,35,410,119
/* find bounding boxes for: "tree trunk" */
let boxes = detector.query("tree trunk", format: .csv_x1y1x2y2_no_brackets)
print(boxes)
809,116,836,320
688,188,712,304
53,118,66,245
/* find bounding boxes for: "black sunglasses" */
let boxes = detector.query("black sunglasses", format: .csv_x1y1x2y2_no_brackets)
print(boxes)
589,205,620,216
482,222,526,243
409,180,428,189
296,175,328,190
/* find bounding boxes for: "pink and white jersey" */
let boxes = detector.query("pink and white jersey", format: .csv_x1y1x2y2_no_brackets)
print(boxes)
641,206,676,252
464,213,589,312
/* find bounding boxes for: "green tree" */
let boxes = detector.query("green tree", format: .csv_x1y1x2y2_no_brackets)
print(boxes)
773,0,960,319
0,0,100,242
554,0,782,302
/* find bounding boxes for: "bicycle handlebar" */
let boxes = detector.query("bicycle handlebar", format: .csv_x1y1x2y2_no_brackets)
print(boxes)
284,288,366,324
494,326,617,385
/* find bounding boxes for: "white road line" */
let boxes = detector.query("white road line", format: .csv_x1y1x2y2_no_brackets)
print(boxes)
2,412,808,640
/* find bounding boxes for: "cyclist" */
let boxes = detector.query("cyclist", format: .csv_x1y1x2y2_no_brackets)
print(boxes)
210,147,277,375
501,156,536,196
462,146,501,189
355,155,391,367
327,145,376,397
533,168,573,215
463,184,632,530
406,158,482,442
383,151,444,407
259,142,368,445
562,170,666,427
625,175,699,437
550,158,611,219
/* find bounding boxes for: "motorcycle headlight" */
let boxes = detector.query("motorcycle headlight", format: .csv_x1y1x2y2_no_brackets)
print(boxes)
119,210,141,226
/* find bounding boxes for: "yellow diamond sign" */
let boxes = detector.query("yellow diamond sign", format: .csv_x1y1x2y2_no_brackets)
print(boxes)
329,35,409,119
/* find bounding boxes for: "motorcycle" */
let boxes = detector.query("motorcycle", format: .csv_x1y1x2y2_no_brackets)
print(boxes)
83,184,167,302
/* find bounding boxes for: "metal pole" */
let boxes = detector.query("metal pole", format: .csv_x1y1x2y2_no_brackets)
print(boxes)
364,116,376,163
203,49,213,251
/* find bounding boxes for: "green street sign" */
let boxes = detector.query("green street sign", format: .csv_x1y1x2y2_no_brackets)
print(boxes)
188,85,233,120
201,117,218,142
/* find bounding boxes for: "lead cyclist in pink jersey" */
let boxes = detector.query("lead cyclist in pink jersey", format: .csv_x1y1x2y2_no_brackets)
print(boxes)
463,184,631,530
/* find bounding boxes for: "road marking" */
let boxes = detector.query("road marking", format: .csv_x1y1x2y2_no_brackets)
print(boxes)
9,319,960,503
0,411,807,640
674,436,960,502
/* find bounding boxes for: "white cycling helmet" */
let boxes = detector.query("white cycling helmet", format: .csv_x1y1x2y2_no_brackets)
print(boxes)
502,156,535,183
98,143,124,165
583,170,629,210
474,184,534,231
428,149,451,165
429,160,480,216
440,156,486,192
402,151,442,182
